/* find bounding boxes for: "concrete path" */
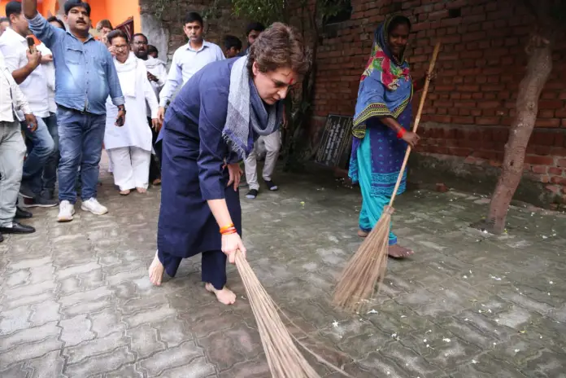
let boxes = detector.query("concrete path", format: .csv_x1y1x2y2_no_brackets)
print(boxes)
1,165,565,377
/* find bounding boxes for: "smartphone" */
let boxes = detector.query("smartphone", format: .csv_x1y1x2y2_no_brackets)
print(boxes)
116,114,125,127
26,37,35,53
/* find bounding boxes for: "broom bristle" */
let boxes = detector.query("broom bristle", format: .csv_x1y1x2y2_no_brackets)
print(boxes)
333,210,392,313
235,252,321,378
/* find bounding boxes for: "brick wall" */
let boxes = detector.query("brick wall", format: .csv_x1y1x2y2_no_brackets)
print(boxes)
311,0,566,202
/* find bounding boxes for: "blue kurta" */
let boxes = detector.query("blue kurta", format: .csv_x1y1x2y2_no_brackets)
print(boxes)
157,59,243,283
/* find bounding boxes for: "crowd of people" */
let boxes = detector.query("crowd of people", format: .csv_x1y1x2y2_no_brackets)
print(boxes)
0,0,281,243
1,0,422,303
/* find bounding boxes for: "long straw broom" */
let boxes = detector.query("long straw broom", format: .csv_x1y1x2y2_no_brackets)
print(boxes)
235,252,353,378
333,41,442,313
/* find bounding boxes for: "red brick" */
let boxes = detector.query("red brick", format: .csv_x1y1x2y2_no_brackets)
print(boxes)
550,176,566,185
441,17,463,27
430,115,453,123
429,9,449,19
460,50,483,59
525,156,555,166
539,100,564,110
548,167,564,176
545,185,561,194
532,165,548,174
453,116,475,124
558,159,566,168
483,84,505,92
476,117,500,125
458,84,480,92
478,101,501,109
447,0,467,9
539,110,555,118
462,31,487,42
535,119,561,128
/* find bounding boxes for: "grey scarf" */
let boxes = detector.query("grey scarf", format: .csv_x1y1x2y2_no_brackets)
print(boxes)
222,56,282,159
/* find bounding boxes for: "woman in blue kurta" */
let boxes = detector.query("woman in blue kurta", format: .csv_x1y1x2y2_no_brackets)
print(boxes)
148,23,308,305
349,14,430,258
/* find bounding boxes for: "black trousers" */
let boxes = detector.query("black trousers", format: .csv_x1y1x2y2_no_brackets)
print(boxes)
158,249,227,290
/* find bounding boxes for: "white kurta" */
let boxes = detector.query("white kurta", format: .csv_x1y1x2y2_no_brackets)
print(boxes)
104,52,159,152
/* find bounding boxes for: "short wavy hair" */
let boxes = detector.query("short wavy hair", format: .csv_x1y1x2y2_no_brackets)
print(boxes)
107,29,129,45
247,22,310,78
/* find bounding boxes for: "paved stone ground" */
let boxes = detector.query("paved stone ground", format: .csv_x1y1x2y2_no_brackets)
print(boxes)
1,159,566,378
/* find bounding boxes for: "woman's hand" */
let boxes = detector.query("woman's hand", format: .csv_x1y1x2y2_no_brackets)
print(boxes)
415,70,437,91
401,131,420,148
426,70,437,83
221,232,247,264
225,162,243,191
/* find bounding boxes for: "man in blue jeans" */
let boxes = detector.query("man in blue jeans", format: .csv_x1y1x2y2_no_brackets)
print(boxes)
0,1,57,208
24,0,126,222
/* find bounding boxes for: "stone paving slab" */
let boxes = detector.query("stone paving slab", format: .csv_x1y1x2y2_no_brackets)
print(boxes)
1,161,565,377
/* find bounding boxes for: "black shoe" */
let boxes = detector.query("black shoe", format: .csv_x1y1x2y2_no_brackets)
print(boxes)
15,207,33,219
246,189,259,199
0,232,3,243
23,196,58,208
41,189,55,201
0,221,36,234
19,184,36,199
264,180,278,191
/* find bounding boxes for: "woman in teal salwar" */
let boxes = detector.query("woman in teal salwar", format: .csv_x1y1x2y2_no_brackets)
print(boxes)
349,14,430,258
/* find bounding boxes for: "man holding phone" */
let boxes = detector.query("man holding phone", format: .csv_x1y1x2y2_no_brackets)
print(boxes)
22,0,126,222
0,1,57,208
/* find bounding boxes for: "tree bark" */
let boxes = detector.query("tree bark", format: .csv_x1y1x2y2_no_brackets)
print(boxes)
485,34,553,233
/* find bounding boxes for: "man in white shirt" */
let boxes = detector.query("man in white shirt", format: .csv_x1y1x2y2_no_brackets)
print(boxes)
0,1,57,207
157,12,225,121
0,50,37,240
132,32,167,184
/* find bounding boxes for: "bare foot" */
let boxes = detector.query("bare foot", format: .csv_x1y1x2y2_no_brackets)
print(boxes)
119,189,130,196
388,245,414,259
205,283,236,305
152,178,161,186
136,187,147,194
148,252,165,286
357,229,369,238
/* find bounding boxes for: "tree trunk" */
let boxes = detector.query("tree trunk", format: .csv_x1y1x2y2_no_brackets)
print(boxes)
485,35,553,233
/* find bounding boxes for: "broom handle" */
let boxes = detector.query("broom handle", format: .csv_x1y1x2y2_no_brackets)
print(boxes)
388,41,441,206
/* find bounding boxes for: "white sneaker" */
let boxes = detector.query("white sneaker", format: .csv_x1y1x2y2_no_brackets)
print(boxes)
81,198,108,215
58,200,75,222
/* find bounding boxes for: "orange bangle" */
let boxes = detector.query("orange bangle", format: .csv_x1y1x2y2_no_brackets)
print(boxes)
220,228,237,235
219,223,234,234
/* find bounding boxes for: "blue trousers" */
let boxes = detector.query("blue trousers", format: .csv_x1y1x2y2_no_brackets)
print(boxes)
56,107,105,203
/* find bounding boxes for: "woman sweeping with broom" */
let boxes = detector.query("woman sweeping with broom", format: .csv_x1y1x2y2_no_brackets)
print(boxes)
148,23,309,305
350,14,432,258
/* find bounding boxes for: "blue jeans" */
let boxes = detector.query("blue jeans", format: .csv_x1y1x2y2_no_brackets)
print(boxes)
42,113,59,193
57,107,105,203
22,116,55,196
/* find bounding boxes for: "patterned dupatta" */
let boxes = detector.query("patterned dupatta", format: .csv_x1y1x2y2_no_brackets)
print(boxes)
352,14,413,139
